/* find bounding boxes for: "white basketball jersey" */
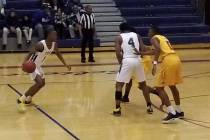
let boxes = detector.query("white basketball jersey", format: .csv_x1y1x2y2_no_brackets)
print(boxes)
30,40,55,67
120,32,140,59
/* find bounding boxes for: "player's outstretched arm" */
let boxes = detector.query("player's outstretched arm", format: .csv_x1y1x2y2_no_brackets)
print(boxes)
115,36,123,64
24,43,43,62
54,43,71,71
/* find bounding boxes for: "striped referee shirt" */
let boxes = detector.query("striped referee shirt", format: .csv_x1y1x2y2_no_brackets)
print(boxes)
80,12,95,29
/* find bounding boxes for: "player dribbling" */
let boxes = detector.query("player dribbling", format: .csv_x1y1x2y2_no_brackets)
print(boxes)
17,27,71,112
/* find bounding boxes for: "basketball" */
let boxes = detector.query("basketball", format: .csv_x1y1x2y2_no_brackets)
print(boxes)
22,61,36,73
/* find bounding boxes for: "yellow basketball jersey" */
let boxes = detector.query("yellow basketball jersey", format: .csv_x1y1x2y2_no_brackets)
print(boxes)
152,35,175,60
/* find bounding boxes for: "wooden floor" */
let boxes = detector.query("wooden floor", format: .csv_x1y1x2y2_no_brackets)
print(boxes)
1,48,210,140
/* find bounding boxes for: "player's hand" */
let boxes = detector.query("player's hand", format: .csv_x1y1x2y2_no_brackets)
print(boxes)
66,65,71,71
152,65,157,76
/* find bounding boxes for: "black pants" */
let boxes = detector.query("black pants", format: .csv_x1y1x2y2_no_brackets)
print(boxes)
55,24,64,39
81,29,94,60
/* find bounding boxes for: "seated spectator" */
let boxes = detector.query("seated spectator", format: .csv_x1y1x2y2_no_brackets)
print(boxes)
2,9,22,50
66,5,81,38
54,8,67,39
33,8,54,40
21,15,33,46
0,0,6,16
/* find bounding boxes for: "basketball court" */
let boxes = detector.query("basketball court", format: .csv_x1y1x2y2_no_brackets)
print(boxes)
0,46,210,140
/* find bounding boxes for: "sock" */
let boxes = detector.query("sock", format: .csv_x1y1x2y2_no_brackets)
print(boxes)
19,95,26,102
116,104,120,109
26,96,32,102
175,105,182,113
167,106,176,115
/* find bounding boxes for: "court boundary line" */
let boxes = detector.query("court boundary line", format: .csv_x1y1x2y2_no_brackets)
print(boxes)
7,84,80,140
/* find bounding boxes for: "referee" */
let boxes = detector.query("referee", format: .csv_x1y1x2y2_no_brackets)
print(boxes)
79,5,96,63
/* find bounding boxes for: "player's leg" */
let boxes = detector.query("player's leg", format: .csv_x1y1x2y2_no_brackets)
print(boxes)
81,29,88,63
18,74,45,103
139,81,153,114
156,87,177,123
17,74,45,112
169,85,184,118
16,27,22,49
2,27,9,50
113,82,124,116
135,61,153,113
114,60,132,116
122,79,132,102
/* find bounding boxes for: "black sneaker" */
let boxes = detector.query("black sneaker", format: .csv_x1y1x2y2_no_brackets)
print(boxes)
81,59,86,63
147,105,153,114
88,59,95,63
121,97,129,103
17,44,22,49
162,113,178,124
26,40,31,45
2,45,6,50
176,111,184,119
113,108,121,116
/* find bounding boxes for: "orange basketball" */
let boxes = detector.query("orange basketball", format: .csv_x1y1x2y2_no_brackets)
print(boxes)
22,61,36,73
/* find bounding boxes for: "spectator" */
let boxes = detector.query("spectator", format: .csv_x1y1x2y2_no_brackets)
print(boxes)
54,8,67,39
33,8,54,40
2,9,22,50
42,0,58,10
0,0,6,16
64,0,83,14
21,15,33,46
79,5,96,63
66,5,81,38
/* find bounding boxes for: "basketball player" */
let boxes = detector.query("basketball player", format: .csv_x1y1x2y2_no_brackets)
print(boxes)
113,22,153,116
121,27,162,104
142,26,184,123
17,27,71,112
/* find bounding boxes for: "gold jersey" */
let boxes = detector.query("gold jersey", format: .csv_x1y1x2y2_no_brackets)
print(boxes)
152,35,176,60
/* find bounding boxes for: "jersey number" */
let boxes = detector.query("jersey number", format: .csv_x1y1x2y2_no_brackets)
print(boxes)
128,38,135,48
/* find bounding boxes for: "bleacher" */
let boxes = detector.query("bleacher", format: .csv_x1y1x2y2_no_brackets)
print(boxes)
114,0,210,45
1,0,100,51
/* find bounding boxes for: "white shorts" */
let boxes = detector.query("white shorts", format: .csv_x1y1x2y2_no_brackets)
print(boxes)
30,66,45,80
116,58,146,83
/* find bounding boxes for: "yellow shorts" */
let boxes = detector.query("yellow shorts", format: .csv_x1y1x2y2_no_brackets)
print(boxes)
142,55,153,74
155,54,183,87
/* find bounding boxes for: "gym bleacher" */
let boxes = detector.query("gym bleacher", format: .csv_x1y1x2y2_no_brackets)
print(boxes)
114,0,210,45
1,0,100,51
0,0,210,51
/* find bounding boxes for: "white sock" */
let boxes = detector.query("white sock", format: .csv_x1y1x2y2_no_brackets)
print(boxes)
26,96,32,102
19,95,26,102
175,105,182,113
167,106,176,115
